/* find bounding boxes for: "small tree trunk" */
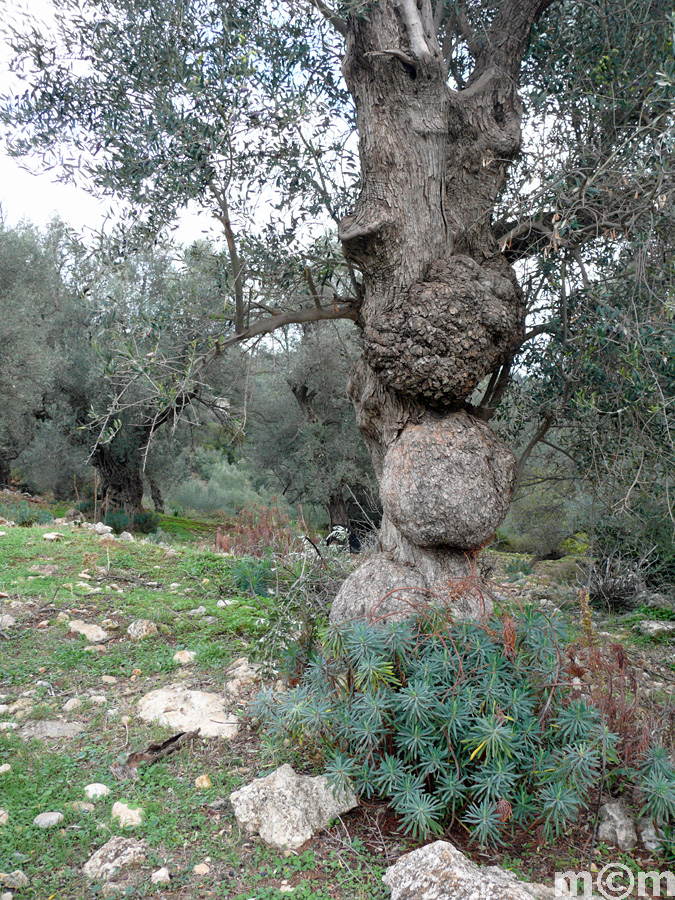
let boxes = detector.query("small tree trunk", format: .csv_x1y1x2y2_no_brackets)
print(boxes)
91,440,144,514
331,1,547,623
327,490,350,532
0,457,11,489
147,474,165,513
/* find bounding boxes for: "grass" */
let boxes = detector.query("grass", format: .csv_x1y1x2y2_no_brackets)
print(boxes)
1,517,674,899
0,520,385,899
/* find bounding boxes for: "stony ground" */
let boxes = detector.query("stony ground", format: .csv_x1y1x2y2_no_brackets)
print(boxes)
0,510,674,899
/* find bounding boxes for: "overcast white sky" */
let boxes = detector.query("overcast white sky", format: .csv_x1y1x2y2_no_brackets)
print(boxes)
0,0,215,244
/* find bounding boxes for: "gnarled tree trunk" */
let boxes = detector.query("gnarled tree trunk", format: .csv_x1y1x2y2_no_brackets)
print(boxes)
330,0,553,623
91,438,145,514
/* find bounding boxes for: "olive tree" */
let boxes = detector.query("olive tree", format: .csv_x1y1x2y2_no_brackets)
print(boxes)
3,0,673,619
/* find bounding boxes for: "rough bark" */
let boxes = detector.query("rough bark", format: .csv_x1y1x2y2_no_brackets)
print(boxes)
331,0,549,624
0,457,11,489
147,474,165,513
327,490,350,532
92,441,144,514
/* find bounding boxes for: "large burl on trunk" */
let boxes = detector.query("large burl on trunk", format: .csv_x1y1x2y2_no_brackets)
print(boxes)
330,0,553,624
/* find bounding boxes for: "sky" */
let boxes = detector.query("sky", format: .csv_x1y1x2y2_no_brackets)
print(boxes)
0,0,216,245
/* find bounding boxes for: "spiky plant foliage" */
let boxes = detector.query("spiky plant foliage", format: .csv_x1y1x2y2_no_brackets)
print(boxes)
252,606,675,847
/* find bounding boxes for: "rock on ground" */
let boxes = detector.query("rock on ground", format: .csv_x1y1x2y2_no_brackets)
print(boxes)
229,764,358,849
225,657,262,696
0,872,29,889
20,720,84,740
111,802,144,828
151,867,171,885
93,522,114,535
636,621,675,639
69,620,108,643
85,783,111,800
638,818,664,854
83,836,148,882
598,802,637,851
137,685,239,739
0,615,16,629
173,649,196,665
33,812,64,828
127,620,158,640
383,841,568,900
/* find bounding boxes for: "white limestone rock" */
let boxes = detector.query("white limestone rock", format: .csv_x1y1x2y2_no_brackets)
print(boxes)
69,620,108,643
151,867,171,885
0,615,16,629
229,763,357,849
598,802,637,851
111,801,144,828
85,783,111,801
383,841,568,900
33,811,64,828
137,685,239,738
173,649,196,665
93,522,114,535
126,620,158,641
83,836,148,882
225,657,262,696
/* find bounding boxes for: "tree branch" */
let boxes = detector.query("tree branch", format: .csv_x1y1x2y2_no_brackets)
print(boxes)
469,0,557,84
209,182,246,333
309,0,347,37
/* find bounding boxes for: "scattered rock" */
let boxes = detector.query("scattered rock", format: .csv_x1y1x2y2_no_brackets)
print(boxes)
0,764,11,774
225,657,262,696
635,621,675,639
1,891,12,900
137,685,239,739
111,801,144,829
173,649,196,665
0,872,28,890
187,605,207,617
99,533,115,543
64,508,84,522
0,615,16,629
229,764,358,849
0,810,8,825
20,720,84,740
64,698,82,712
69,620,108,643
33,811,64,828
101,675,118,684
93,522,114,535
151,867,171,885
598,802,637,851
0,723,18,731
43,532,65,542
217,598,235,607
193,863,210,876
8,699,32,716
0,705,7,714
83,836,148,882
118,532,135,542
195,774,212,790
72,801,95,813
85,783,111,801
639,817,664,854
89,694,107,704
383,841,567,900
126,620,158,641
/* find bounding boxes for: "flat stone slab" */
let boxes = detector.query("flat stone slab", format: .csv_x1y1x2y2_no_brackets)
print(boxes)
20,720,84,740
137,685,239,739
230,764,357,849
383,841,568,900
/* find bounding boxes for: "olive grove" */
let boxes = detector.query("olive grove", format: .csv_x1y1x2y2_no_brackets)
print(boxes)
2,0,674,617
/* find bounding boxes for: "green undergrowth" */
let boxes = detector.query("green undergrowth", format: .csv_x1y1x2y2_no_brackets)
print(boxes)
255,606,675,847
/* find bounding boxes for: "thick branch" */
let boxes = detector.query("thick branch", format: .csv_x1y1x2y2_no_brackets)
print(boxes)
209,182,246,333
469,0,557,84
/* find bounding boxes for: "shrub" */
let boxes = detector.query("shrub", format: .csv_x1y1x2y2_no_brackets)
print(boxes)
0,501,53,526
103,509,130,534
253,605,675,846
131,509,160,534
